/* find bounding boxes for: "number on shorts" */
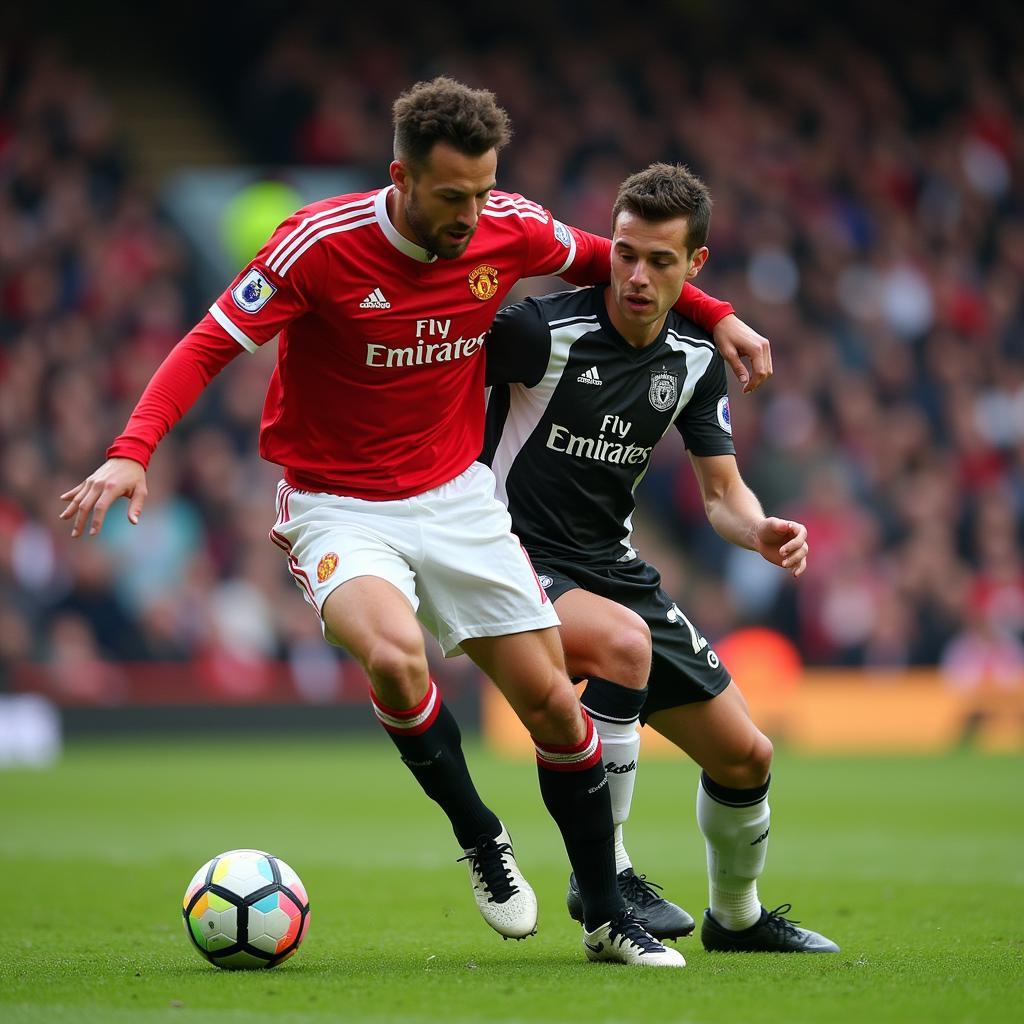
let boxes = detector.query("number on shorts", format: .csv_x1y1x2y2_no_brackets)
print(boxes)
667,603,708,655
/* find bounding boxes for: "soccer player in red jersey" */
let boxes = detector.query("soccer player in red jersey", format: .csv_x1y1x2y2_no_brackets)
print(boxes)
60,78,768,966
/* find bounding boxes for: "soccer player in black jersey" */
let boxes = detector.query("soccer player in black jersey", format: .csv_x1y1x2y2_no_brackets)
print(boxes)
483,163,838,954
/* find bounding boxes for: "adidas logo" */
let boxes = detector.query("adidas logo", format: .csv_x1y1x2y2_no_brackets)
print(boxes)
577,365,602,385
359,287,391,309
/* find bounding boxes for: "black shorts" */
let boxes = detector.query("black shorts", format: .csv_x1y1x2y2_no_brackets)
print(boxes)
532,556,732,724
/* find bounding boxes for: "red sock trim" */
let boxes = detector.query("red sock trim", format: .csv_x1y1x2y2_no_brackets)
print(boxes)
534,712,603,771
370,680,440,735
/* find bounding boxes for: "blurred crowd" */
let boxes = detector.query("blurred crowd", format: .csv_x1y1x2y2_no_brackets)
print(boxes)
2,4,1024,699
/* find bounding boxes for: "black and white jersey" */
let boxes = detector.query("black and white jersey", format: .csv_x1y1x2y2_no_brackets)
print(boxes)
483,286,735,565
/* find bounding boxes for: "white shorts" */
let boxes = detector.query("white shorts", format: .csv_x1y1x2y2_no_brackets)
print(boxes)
269,462,559,656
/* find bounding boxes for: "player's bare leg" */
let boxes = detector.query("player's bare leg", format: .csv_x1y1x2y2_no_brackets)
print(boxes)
648,680,771,789
462,628,684,966
322,577,535,939
648,684,838,952
555,590,694,939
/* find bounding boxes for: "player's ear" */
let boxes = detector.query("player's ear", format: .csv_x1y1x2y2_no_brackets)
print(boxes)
686,246,709,280
390,159,411,193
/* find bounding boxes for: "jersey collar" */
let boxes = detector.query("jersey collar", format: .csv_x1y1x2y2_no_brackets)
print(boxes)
375,186,438,264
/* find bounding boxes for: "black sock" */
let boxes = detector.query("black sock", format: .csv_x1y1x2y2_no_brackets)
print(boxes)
580,676,647,721
701,770,771,806
533,713,624,930
371,681,500,849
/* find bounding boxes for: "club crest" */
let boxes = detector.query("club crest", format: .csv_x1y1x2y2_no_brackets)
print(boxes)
468,264,498,301
649,370,678,412
316,552,339,583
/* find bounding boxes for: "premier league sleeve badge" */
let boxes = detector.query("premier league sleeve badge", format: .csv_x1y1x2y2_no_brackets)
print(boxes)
231,267,278,313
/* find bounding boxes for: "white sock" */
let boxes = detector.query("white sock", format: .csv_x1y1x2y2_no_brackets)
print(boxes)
591,717,639,874
696,771,770,931
613,825,631,875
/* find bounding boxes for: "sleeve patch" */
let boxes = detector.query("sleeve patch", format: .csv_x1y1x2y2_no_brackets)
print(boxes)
231,268,277,313
553,220,572,247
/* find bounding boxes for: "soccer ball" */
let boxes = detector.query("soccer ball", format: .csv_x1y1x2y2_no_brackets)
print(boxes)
182,849,310,969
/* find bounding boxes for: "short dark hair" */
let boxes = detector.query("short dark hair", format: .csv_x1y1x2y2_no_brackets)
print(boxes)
392,77,512,172
612,163,712,253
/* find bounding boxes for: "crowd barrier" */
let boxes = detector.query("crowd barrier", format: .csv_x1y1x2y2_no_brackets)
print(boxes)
10,626,1022,750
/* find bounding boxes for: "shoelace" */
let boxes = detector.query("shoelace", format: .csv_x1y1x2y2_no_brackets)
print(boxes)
608,909,666,954
620,872,666,909
763,903,802,938
457,837,519,903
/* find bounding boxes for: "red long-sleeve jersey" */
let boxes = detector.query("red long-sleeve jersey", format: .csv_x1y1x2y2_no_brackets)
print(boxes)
109,186,733,499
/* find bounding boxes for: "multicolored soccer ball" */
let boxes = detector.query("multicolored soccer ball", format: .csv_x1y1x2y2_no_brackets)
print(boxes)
182,849,310,969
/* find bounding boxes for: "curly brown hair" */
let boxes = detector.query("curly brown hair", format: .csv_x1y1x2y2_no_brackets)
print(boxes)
612,163,712,253
392,77,512,172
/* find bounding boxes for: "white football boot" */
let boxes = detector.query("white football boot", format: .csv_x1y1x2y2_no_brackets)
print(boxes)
458,823,538,940
583,909,686,967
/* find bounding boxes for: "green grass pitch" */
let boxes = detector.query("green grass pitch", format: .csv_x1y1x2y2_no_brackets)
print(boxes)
1,738,1020,1023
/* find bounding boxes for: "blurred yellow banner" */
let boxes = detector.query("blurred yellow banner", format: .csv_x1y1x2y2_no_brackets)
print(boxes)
483,670,1024,756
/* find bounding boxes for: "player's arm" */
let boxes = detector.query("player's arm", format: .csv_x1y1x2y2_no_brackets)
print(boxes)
557,227,772,392
688,453,808,578
696,312,772,395
59,321,242,536
60,207,328,537
675,351,803,574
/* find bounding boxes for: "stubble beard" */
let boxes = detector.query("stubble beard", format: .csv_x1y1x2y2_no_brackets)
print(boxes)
406,197,474,261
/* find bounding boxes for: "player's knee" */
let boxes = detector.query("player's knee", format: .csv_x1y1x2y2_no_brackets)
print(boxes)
362,636,427,700
519,678,583,745
575,611,651,688
603,618,651,687
708,731,773,790
747,732,773,785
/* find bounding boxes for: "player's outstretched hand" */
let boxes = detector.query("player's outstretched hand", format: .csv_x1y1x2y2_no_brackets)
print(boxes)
712,314,773,394
754,517,808,578
59,458,148,538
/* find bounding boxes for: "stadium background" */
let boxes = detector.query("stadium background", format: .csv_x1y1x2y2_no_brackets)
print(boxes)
1,0,1023,754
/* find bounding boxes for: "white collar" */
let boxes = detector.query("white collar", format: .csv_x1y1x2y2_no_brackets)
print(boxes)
374,186,438,264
